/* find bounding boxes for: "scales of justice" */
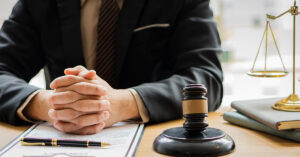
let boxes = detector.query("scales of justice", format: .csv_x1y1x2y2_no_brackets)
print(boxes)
248,0,300,111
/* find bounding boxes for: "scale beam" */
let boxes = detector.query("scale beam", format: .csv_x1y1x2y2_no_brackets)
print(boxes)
267,9,291,20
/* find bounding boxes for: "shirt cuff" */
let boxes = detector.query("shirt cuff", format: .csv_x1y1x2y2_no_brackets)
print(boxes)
17,89,43,123
128,88,150,123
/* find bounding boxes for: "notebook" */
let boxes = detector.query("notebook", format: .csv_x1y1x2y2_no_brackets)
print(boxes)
223,111,300,142
231,98,300,130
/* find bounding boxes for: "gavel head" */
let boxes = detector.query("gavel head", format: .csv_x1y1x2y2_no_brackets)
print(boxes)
182,84,208,132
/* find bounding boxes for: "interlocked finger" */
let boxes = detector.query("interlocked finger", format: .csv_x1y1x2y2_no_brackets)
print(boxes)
48,90,100,105
70,111,109,127
72,123,105,135
52,99,110,112
55,82,107,96
50,75,94,89
48,109,83,121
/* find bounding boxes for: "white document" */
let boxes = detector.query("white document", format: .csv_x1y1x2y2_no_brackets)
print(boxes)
0,122,144,157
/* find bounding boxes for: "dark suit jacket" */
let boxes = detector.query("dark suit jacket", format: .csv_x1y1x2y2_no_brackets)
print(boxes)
0,0,223,125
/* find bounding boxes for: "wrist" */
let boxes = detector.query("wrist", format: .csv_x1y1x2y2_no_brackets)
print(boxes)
109,89,140,121
23,90,53,122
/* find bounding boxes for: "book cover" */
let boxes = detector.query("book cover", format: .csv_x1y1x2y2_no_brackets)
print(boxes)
223,111,300,143
231,98,300,130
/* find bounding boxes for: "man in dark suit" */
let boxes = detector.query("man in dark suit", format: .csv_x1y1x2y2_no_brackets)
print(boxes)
0,0,223,134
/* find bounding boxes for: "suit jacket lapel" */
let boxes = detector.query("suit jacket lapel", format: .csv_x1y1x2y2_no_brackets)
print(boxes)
115,0,147,85
56,0,85,68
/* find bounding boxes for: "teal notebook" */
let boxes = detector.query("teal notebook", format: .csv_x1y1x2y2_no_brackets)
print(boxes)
223,111,300,143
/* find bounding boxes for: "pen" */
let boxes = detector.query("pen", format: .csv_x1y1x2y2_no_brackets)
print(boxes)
20,137,110,147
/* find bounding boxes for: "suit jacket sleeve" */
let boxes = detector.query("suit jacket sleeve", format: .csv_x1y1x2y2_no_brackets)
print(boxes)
0,0,45,125
132,0,223,123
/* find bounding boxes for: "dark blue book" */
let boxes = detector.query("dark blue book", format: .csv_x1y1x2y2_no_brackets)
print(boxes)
223,111,300,143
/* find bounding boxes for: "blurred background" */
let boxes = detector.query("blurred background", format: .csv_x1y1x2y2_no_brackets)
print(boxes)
1,0,299,105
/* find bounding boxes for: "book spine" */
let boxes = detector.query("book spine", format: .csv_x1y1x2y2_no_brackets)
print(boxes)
223,112,300,143
231,102,278,130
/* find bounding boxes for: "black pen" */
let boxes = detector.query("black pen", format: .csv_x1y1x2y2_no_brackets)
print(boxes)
20,137,110,147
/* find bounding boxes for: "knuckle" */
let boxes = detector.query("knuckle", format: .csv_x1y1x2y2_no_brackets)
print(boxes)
52,110,58,119
97,101,103,110
48,95,55,105
101,100,110,109
75,65,86,72
77,65,84,69
75,65,83,70
94,86,101,94
96,113,103,122
66,75,75,82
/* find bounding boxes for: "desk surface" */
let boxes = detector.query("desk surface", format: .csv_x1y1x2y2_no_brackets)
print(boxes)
1,112,300,156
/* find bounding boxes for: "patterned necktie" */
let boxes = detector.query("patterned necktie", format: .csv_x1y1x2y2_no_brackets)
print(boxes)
95,0,120,86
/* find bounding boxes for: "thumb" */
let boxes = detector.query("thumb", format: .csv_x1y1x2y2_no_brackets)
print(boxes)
64,65,88,76
78,70,96,80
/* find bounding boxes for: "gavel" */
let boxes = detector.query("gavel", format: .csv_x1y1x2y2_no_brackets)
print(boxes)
153,84,235,156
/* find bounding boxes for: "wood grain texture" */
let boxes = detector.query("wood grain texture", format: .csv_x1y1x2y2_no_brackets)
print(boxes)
0,112,300,157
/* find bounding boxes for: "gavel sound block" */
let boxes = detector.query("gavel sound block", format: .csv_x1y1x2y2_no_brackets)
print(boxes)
153,84,235,156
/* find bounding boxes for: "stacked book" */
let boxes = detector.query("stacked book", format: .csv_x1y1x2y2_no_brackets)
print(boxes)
223,98,300,142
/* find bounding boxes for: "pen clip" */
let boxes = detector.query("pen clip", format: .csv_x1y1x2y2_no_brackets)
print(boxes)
21,141,46,146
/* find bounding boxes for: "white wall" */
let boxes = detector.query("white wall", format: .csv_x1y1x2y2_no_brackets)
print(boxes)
0,0,17,26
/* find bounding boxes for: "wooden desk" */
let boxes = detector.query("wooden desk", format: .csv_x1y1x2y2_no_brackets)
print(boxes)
0,123,29,149
136,112,300,157
1,112,300,157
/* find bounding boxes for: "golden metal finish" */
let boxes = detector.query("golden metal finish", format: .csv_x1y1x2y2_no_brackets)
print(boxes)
87,140,89,147
248,21,287,77
20,138,46,146
273,94,300,111
266,9,290,19
247,71,288,78
20,141,46,146
101,142,111,147
249,0,300,111
182,100,208,114
292,2,298,96
51,138,57,146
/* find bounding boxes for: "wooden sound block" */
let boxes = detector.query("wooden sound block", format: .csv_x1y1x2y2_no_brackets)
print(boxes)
153,127,235,156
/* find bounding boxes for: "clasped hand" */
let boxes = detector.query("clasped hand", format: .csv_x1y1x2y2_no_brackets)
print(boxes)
48,66,114,134
25,66,139,135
